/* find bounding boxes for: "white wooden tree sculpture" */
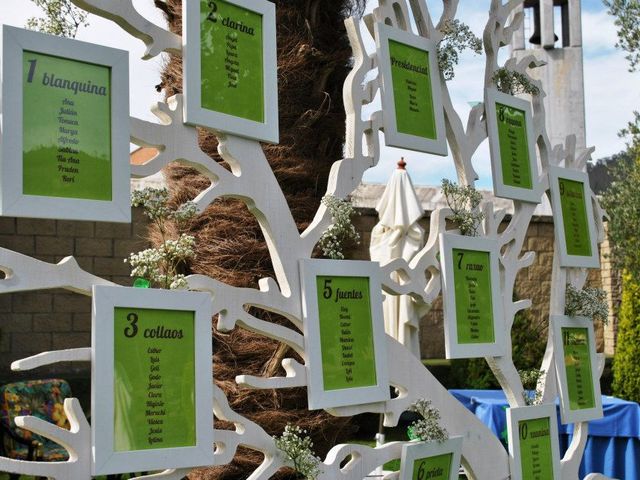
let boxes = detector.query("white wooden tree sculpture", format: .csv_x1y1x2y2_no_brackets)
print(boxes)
0,0,614,479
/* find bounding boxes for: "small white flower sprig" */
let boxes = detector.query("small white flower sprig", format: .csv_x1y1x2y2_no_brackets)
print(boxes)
565,284,609,325
407,399,449,443
518,369,544,406
274,424,323,480
318,195,360,260
441,179,484,236
127,187,198,290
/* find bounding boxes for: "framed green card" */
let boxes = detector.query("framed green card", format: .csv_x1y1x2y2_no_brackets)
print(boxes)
399,437,463,480
548,166,599,268
485,89,542,204
1,26,130,222
92,286,214,475
183,0,279,143
550,314,603,424
439,233,506,359
506,404,561,480
299,259,389,410
375,23,447,156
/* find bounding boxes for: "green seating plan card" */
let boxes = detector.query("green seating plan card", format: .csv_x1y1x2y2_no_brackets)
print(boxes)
411,453,452,480
200,0,264,123
316,275,377,391
518,417,555,480
558,176,592,257
113,307,196,452
22,51,112,201
452,248,495,344
496,102,532,189
562,327,596,411
388,39,437,140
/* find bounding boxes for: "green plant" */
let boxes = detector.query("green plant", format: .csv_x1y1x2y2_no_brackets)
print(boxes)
492,68,540,96
564,284,609,325
612,273,640,403
604,0,640,72
407,399,448,443
274,424,323,480
437,19,483,81
318,195,360,259
441,179,484,236
27,0,88,38
126,188,198,290
518,369,544,406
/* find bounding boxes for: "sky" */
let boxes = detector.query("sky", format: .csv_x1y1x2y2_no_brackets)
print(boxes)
0,0,636,188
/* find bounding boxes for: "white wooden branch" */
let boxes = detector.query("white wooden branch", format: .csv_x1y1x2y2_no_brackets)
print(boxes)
131,470,191,480
319,441,405,479
11,348,92,371
236,358,307,390
0,250,113,295
69,0,181,59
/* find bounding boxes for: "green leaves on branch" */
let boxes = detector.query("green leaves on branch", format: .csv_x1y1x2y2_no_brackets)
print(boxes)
27,0,88,38
441,179,484,236
564,284,609,325
518,369,544,406
318,195,360,260
492,68,540,96
437,19,483,81
407,399,448,443
603,0,640,72
274,424,323,480
127,188,198,290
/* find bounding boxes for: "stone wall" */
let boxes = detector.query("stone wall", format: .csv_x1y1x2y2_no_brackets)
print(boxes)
349,209,613,359
0,208,150,379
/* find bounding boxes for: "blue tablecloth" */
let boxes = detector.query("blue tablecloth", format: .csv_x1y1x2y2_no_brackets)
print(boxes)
450,390,640,479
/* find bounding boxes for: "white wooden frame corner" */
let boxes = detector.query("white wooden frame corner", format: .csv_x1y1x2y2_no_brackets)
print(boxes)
299,259,390,410
1,25,130,223
374,22,448,156
548,165,599,268
91,285,214,475
485,88,542,204
439,233,506,359
550,314,603,424
399,436,463,480
183,0,279,144
507,404,561,480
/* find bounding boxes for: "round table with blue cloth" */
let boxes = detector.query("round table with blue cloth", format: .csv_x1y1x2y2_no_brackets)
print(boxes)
449,389,640,480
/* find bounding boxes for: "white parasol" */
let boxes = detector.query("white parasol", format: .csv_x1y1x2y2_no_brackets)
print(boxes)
369,158,425,358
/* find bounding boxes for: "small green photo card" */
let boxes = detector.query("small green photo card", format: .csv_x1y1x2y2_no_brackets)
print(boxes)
551,315,603,424
375,22,447,156
300,259,389,410
486,89,541,204
507,404,561,480
439,233,505,359
183,0,279,143
399,437,463,480
92,286,214,475
1,26,130,222
548,166,599,268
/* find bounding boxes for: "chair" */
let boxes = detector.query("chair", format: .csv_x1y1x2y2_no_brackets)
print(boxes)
0,379,72,480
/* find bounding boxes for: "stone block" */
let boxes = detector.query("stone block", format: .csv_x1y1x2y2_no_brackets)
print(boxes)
0,217,16,234
95,222,132,239
35,236,74,256
75,238,113,257
72,313,91,332
17,218,56,235
12,292,52,313
114,238,148,258
33,313,73,332
53,293,91,313
94,257,130,277
0,235,35,255
12,332,51,353
56,220,94,237
0,313,32,332
52,332,90,349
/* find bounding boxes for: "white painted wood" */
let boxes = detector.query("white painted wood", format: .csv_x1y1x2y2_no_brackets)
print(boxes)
182,0,279,144
1,26,131,223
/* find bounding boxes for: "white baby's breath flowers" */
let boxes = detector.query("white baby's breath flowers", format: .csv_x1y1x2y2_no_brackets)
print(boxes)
274,424,322,480
407,399,448,443
565,284,609,325
318,195,360,260
441,179,484,236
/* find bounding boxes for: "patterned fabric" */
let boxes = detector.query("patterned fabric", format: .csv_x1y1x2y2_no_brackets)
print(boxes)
0,379,71,462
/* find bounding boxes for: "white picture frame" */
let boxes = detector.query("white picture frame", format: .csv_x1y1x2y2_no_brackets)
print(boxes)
1,26,130,222
92,285,214,475
399,437,463,480
299,259,390,410
485,88,542,204
548,166,600,268
183,0,279,144
439,233,506,359
506,404,562,480
375,22,448,156
550,314,603,424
